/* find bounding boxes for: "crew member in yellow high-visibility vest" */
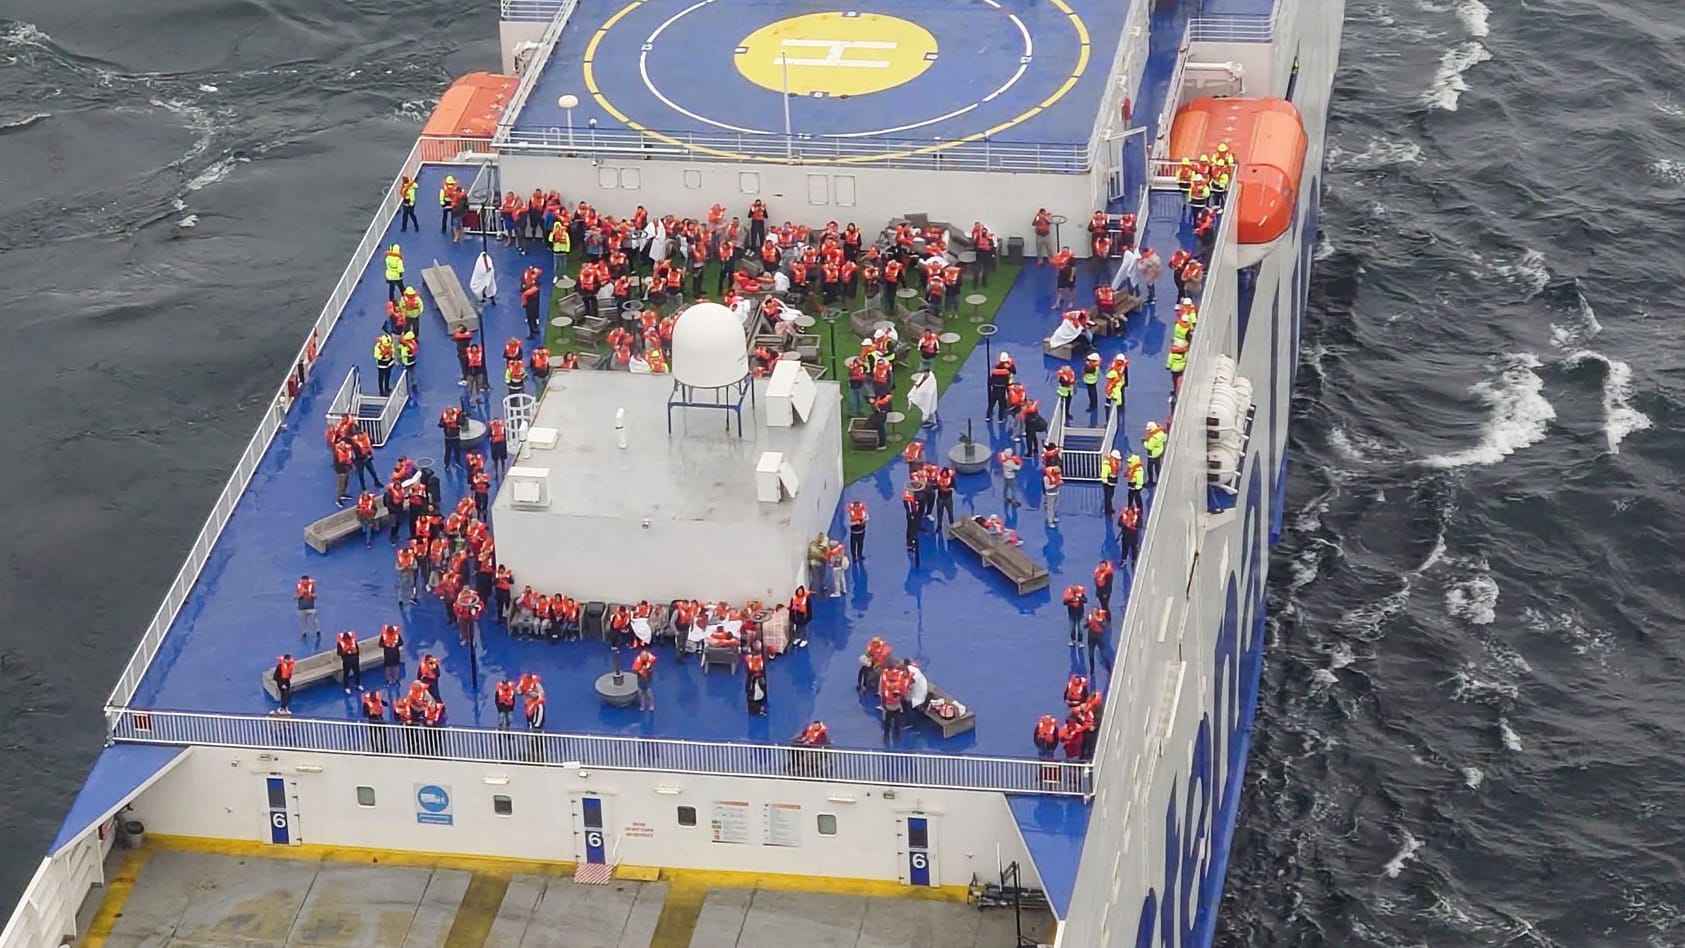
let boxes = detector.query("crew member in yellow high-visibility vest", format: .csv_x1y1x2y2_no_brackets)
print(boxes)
1099,449,1121,516
384,244,404,302
1125,453,1146,512
372,332,396,397
1143,421,1168,487
549,219,572,287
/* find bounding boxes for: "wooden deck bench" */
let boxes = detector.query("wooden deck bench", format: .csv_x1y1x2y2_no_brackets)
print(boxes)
947,518,1050,595
920,683,977,738
260,633,385,701
303,498,390,554
419,262,478,334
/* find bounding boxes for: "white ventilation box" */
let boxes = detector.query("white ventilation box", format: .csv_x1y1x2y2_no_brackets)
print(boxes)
755,452,785,503
525,426,559,450
765,359,818,427
506,466,551,509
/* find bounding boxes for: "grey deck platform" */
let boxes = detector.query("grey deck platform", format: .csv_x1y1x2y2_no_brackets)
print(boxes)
92,848,1055,947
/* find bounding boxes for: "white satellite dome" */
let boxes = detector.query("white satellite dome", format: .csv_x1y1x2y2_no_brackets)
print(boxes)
670,302,750,388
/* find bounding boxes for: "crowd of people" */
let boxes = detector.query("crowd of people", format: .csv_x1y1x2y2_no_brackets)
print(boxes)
280,154,1244,763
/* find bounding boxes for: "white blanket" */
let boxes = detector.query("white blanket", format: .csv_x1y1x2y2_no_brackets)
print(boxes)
1048,316,1085,349
470,253,498,301
908,371,939,420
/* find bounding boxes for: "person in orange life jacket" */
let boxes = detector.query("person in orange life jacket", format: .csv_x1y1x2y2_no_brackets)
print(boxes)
987,351,1016,421
376,623,404,687
362,689,387,751
868,390,893,444
1037,464,1064,532
747,198,768,248
493,565,513,624
1062,583,1088,645
933,466,956,530
438,407,463,470
355,490,381,548
522,674,547,731
335,630,365,694
1059,714,1088,762
493,679,517,729
348,428,378,492
520,278,542,339
272,654,296,714
916,464,938,524
1052,247,1077,310
1022,398,1048,461
1078,691,1104,759
462,341,488,395
631,649,657,711
483,416,508,478
1115,504,1143,570
1093,558,1116,613
842,356,867,416
1033,712,1060,760
330,437,354,507
469,468,491,521
383,478,407,545
293,574,321,643
788,586,813,648
416,653,442,703
879,661,909,745
744,652,769,716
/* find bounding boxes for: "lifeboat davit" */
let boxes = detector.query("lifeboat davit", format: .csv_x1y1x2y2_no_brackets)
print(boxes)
1168,97,1308,267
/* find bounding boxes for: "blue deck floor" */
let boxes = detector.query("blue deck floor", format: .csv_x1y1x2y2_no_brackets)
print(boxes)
127,159,1203,762
514,0,1132,149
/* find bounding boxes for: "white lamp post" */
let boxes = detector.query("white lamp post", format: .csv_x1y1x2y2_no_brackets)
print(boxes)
557,94,579,147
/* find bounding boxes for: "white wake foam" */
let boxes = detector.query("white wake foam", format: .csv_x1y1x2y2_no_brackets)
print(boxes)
1498,716,1523,752
1560,350,1652,453
1422,354,1555,468
1462,766,1484,789
1492,248,1550,296
0,112,50,131
1446,571,1499,625
1455,0,1491,37
1382,830,1423,878
1424,42,1491,111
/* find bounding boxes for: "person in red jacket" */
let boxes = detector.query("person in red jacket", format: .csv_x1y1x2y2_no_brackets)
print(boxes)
1062,584,1087,647
632,649,657,711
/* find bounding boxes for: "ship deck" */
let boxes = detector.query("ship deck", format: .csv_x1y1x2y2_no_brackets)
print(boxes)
123,0,1206,768
507,0,1137,160
81,838,1053,947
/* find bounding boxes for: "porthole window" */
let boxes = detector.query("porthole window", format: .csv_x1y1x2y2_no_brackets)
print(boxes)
677,806,697,827
493,795,513,816
816,813,838,836
356,786,376,808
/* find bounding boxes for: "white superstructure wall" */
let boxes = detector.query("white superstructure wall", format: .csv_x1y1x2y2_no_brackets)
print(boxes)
130,745,1043,890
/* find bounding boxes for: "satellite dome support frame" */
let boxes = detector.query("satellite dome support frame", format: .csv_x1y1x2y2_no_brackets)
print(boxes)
667,372,755,438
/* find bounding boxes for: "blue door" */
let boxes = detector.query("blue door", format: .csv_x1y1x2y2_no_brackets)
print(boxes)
580,796,606,864
905,816,932,887
266,776,292,845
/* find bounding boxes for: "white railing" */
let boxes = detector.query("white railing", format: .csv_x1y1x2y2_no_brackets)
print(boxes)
326,366,410,447
0,828,110,948
417,135,498,164
102,141,425,720
500,0,566,22
492,0,581,145
495,126,1092,174
1188,12,1278,44
1150,20,1196,162
1083,0,1154,173
106,708,1092,797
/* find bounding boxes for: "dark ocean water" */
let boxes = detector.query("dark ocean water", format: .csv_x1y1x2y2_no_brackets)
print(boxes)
2,0,1680,944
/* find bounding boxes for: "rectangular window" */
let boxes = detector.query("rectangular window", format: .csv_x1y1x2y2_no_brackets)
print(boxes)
816,813,838,836
677,806,697,827
356,786,376,808
906,820,929,849
493,795,513,817
267,781,288,809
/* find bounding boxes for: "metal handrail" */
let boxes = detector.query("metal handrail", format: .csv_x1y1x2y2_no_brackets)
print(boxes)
102,141,425,720
106,708,1093,797
1150,20,1196,162
495,127,1091,174
1097,180,1243,781
1188,13,1277,44
1083,0,1153,173
492,0,582,145
500,0,566,22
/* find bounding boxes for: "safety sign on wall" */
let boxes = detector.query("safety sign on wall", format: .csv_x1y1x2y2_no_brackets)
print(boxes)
415,784,454,826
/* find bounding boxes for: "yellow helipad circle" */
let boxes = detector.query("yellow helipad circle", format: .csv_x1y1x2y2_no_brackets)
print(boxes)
736,12,938,97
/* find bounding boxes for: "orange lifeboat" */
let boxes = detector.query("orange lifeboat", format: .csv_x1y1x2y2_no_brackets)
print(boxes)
1167,97,1308,246
420,72,518,161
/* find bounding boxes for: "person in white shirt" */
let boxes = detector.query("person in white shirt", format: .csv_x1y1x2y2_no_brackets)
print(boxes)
772,269,791,296
904,660,930,713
